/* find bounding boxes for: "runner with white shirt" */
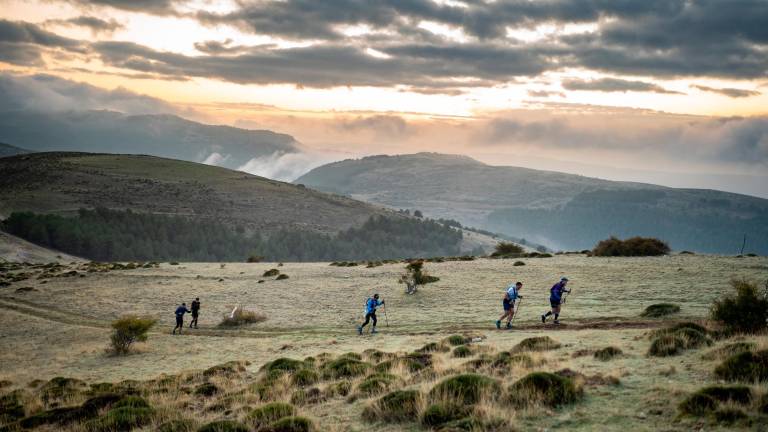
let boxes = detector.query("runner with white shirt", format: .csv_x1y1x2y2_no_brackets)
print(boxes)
496,281,523,329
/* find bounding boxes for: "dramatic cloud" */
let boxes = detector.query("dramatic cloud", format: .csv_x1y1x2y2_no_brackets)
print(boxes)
0,19,85,65
65,0,181,15
47,16,124,34
338,115,409,138
562,78,682,94
0,72,179,114
692,85,761,98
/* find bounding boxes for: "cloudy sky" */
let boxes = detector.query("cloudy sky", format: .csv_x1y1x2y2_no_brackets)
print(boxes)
1,0,767,195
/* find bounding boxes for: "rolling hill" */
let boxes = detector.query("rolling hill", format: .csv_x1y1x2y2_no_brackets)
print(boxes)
296,153,768,254
0,152,394,234
0,142,31,158
0,110,299,170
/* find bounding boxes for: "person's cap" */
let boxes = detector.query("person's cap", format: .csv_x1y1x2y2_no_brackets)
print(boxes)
373,293,380,298
182,302,186,305
516,281,523,285
195,297,199,300
561,277,569,281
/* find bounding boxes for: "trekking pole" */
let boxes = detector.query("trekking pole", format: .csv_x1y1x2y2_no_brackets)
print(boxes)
510,298,522,326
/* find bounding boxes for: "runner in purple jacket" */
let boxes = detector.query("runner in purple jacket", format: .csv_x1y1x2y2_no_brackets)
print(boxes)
541,277,570,325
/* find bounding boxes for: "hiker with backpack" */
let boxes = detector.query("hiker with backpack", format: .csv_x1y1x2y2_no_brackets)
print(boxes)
541,277,570,325
357,293,385,335
496,281,523,329
189,297,200,329
173,302,191,335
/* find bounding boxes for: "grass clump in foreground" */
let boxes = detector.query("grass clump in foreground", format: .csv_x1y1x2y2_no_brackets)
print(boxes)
109,315,156,355
322,357,370,379
356,373,398,396
698,386,752,404
512,336,561,352
507,372,582,407
678,393,718,416
218,307,267,327
641,303,680,317
420,402,471,427
648,323,711,357
262,416,314,432
714,350,768,382
197,420,251,432
85,406,155,432
452,345,473,358
702,342,756,361
711,278,768,334
591,236,670,256
594,346,622,361
362,390,422,422
246,402,296,429
428,374,501,405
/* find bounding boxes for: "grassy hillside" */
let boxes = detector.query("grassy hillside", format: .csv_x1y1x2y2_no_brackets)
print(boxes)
0,110,298,170
296,153,768,254
0,152,396,235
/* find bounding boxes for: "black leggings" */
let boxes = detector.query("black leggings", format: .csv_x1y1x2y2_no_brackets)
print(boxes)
361,312,377,328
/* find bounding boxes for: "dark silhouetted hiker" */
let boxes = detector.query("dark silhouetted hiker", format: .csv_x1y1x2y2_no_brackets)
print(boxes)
357,293,384,335
542,277,570,325
173,303,190,335
496,281,523,329
189,298,200,328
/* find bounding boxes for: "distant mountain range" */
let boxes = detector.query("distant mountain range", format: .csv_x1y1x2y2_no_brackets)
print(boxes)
0,142,31,158
0,110,299,170
296,153,768,254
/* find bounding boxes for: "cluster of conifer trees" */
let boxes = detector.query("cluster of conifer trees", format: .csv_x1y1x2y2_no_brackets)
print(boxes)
2,208,464,262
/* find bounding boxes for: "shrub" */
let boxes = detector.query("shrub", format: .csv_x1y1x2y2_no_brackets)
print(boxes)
276,274,289,280
247,255,263,263
322,358,370,379
713,408,749,425
678,393,717,416
758,393,768,414
420,403,470,427
591,236,670,257
428,374,501,405
648,335,686,357
641,303,680,318
0,390,26,423
711,278,768,334
698,386,752,404
512,336,561,352
399,260,439,294
18,406,92,428
362,390,422,422
507,372,582,407
86,406,155,432
291,369,319,387
715,350,768,382
263,416,314,432
417,342,449,353
263,358,305,373
702,342,755,361
218,307,267,327
203,361,247,377
594,347,622,361
263,269,280,277
290,387,325,405
513,261,525,266
357,374,397,396
112,395,151,409
157,419,196,432
197,420,251,432
491,242,524,257
446,335,469,346
453,346,473,358
247,402,296,429
327,381,352,397
109,315,156,355
194,383,219,397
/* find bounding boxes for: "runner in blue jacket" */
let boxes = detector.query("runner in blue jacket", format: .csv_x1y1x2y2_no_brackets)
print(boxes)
173,302,191,335
357,293,384,335
542,277,570,325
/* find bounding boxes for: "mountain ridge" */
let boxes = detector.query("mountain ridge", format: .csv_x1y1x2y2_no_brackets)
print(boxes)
296,153,768,253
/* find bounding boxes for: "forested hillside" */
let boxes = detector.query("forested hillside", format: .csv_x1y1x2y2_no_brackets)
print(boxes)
2,209,463,262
